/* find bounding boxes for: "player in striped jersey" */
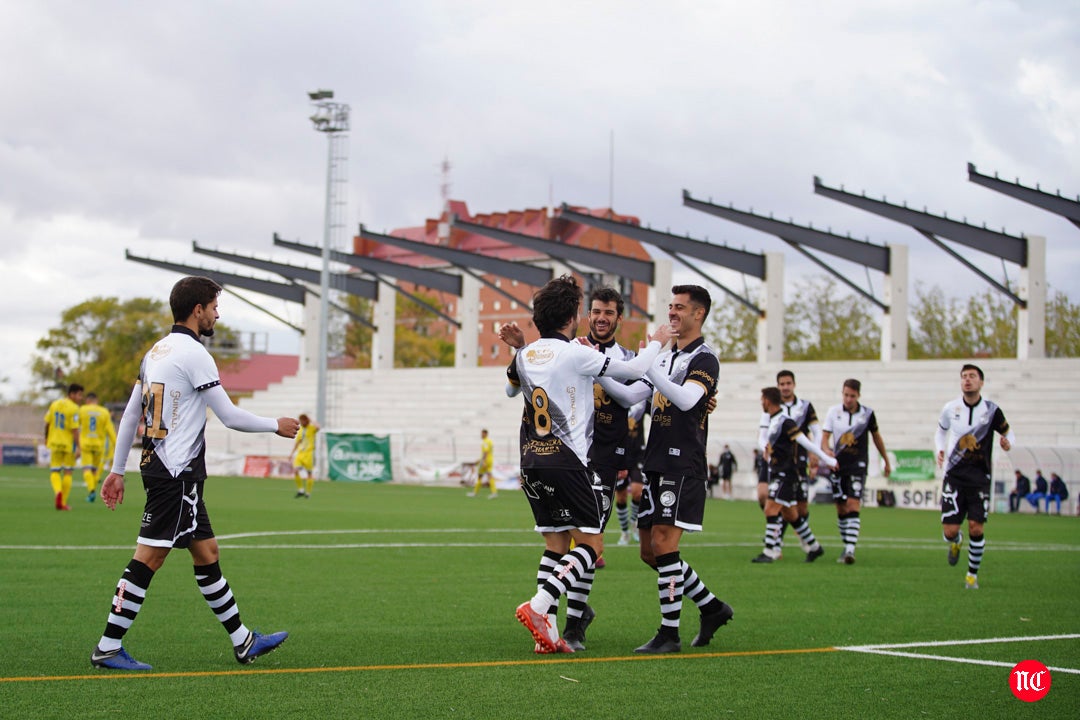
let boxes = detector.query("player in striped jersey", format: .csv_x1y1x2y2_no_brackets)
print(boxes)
508,275,671,654
79,392,116,503
754,386,837,564
935,364,1015,590
90,276,299,671
44,383,83,510
821,379,891,564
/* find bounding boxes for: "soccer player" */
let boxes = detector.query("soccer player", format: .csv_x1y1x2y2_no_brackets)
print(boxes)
79,392,117,503
821,379,891,564
467,428,498,498
508,275,671,654
289,413,319,498
599,285,734,654
90,276,300,671
44,383,83,510
717,444,737,499
754,386,838,564
935,363,1015,590
761,370,821,555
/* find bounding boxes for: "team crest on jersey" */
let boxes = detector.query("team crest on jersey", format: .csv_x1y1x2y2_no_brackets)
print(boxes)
839,432,856,449
660,491,676,507
958,434,979,452
149,342,172,360
524,347,555,365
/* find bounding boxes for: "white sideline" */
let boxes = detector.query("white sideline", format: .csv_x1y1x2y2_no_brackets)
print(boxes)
838,633,1080,675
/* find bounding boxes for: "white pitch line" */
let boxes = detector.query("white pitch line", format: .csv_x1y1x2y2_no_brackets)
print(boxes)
838,633,1080,675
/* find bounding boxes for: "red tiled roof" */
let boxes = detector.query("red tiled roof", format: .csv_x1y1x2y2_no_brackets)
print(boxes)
218,354,299,394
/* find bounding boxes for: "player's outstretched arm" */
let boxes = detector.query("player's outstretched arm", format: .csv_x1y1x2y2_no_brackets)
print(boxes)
796,432,837,469
277,417,300,439
204,385,279,433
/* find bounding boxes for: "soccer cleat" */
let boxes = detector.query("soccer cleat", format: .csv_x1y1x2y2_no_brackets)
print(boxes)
294,491,306,498
617,531,630,546
488,493,498,499
948,540,962,566
751,552,774,564
234,630,288,664
964,573,979,590
804,546,825,563
91,646,152,671
465,492,476,497
631,530,639,543
55,492,64,510
87,490,96,503
634,630,681,654
563,605,596,652
516,602,558,653
838,551,856,564
691,602,734,647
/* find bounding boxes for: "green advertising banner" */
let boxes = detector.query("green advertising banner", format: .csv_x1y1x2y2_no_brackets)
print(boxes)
325,433,393,482
890,449,936,483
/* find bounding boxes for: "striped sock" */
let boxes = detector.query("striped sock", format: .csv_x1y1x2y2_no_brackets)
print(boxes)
536,550,561,620
764,515,783,557
98,559,155,652
967,534,985,576
616,502,629,532
194,562,250,647
682,561,720,612
566,566,595,621
656,552,684,635
530,546,596,615
792,517,820,552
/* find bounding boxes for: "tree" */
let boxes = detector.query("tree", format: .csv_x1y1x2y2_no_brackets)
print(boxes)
395,291,454,367
783,275,881,361
703,291,758,362
1047,288,1080,357
30,296,239,404
908,283,1017,358
340,294,374,367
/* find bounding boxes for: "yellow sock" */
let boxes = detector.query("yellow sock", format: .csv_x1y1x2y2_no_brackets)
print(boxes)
295,474,304,491
50,470,62,496
84,468,98,493
306,477,314,495
473,479,483,494
489,477,498,494
61,473,73,505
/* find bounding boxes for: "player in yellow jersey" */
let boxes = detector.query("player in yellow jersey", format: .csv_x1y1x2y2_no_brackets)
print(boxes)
289,414,319,498
79,392,117,503
44,383,83,510
467,428,498,498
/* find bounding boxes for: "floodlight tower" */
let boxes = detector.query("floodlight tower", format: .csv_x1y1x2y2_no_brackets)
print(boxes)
308,89,350,433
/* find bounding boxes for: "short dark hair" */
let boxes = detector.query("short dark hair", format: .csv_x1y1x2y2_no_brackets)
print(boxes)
67,383,84,395
776,369,795,383
532,275,582,335
843,378,861,393
589,286,624,317
170,276,222,323
961,363,984,380
672,284,711,320
761,386,782,406
85,392,98,402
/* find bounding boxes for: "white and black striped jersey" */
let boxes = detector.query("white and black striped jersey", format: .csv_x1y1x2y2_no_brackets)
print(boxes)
642,337,719,478
137,326,221,479
590,337,636,471
507,335,612,470
936,396,1011,487
763,411,804,477
759,396,819,469
822,403,879,475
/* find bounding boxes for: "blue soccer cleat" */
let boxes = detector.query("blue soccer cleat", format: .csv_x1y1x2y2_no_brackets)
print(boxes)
234,630,289,664
91,646,152,671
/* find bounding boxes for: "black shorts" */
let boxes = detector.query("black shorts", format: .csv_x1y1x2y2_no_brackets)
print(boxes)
767,471,799,507
830,473,866,503
794,474,810,503
941,479,990,525
637,471,707,532
593,465,619,526
521,466,609,534
138,474,214,549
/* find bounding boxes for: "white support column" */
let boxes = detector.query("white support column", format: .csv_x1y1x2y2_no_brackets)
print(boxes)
456,273,480,368
758,252,784,363
649,258,673,333
881,244,909,362
301,284,320,372
372,285,396,369
1018,234,1046,360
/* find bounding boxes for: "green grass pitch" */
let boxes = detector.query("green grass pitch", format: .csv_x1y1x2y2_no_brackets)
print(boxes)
1,465,1077,719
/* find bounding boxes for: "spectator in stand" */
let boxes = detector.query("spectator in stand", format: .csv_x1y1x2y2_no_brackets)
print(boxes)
1045,473,1068,515
1026,470,1048,513
1008,469,1031,513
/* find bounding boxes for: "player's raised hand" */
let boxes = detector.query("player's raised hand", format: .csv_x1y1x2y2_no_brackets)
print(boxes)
648,323,674,348
498,322,526,350
277,417,300,438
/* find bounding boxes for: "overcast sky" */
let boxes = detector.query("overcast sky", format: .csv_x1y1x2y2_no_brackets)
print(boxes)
2,1,1077,399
